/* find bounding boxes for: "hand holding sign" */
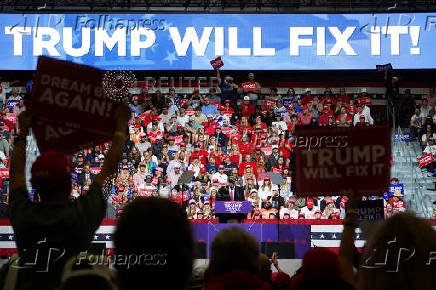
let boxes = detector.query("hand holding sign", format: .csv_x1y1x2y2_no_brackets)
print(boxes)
17,110,32,136
210,56,224,70
31,56,126,154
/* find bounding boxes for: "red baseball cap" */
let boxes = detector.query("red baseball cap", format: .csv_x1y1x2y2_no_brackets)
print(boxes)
360,115,365,120
264,176,270,180
219,165,225,169
31,150,73,189
140,162,146,167
323,105,329,110
200,167,207,173
223,154,230,159
180,142,186,147
224,100,231,103
302,105,308,110
213,179,219,183
307,198,314,209
134,124,141,129
152,116,161,121
168,136,175,141
193,88,199,93
177,124,183,128
118,186,125,191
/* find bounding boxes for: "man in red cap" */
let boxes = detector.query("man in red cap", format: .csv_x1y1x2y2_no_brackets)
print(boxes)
9,105,131,289
297,104,314,126
300,198,320,219
184,87,203,109
318,105,333,127
201,96,219,117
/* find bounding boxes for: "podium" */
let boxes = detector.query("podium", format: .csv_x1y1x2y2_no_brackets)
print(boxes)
214,201,252,223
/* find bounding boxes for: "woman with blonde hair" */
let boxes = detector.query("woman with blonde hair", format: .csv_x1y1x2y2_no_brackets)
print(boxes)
242,166,257,187
186,200,198,219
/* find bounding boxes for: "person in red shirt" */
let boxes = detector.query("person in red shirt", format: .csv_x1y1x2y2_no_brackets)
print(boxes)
253,115,268,131
287,114,298,133
297,105,314,126
336,87,350,104
203,115,219,136
320,88,336,105
250,124,267,146
190,143,209,165
238,117,252,135
388,192,406,212
238,135,254,157
318,105,332,127
301,89,313,106
279,138,293,159
355,115,370,128
241,96,255,118
238,154,258,177
147,122,163,144
222,100,234,117
0,111,14,132
347,99,357,115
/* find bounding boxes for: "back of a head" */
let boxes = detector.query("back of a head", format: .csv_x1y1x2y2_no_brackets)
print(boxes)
357,212,436,290
31,150,73,201
258,254,272,282
114,198,193,290
209,227,260,277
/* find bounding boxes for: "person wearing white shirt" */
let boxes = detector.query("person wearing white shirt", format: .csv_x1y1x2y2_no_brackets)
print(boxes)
423,139,436,155
146,121,164,134
353,105,374,125
211,165,228,185
188,158,203,177
258,177,272,201
272,114,288,135
300,198,320,219
279,199,299,219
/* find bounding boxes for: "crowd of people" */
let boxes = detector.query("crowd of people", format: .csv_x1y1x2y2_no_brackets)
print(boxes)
0,77,434,290
0,73,412,220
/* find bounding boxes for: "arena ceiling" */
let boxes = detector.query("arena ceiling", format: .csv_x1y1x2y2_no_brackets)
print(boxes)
0,0,434,13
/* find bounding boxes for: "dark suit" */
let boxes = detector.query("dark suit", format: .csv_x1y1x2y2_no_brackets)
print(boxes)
217,185,245,201
266,153,279,171
77,172,95,186
217,185,245,223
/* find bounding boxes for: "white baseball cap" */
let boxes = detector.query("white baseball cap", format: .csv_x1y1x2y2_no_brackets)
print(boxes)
244,96,250,101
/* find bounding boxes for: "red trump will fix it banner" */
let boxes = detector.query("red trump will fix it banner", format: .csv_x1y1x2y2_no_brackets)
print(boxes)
294,125,391,196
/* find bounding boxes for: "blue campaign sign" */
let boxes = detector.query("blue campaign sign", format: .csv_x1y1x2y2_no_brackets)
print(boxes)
394,132,411,142
389,183,404,197
1,13,436,70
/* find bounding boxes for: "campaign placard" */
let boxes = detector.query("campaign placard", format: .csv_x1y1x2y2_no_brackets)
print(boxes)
394,132,411,142
0,169,9,179
90,167,102,174
418,153,434,168
388,183,404,199
355,200,384,221
214,201,252,214
294,125,391,196
210,56,224,70
31,56,123,153
241,82,258,92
